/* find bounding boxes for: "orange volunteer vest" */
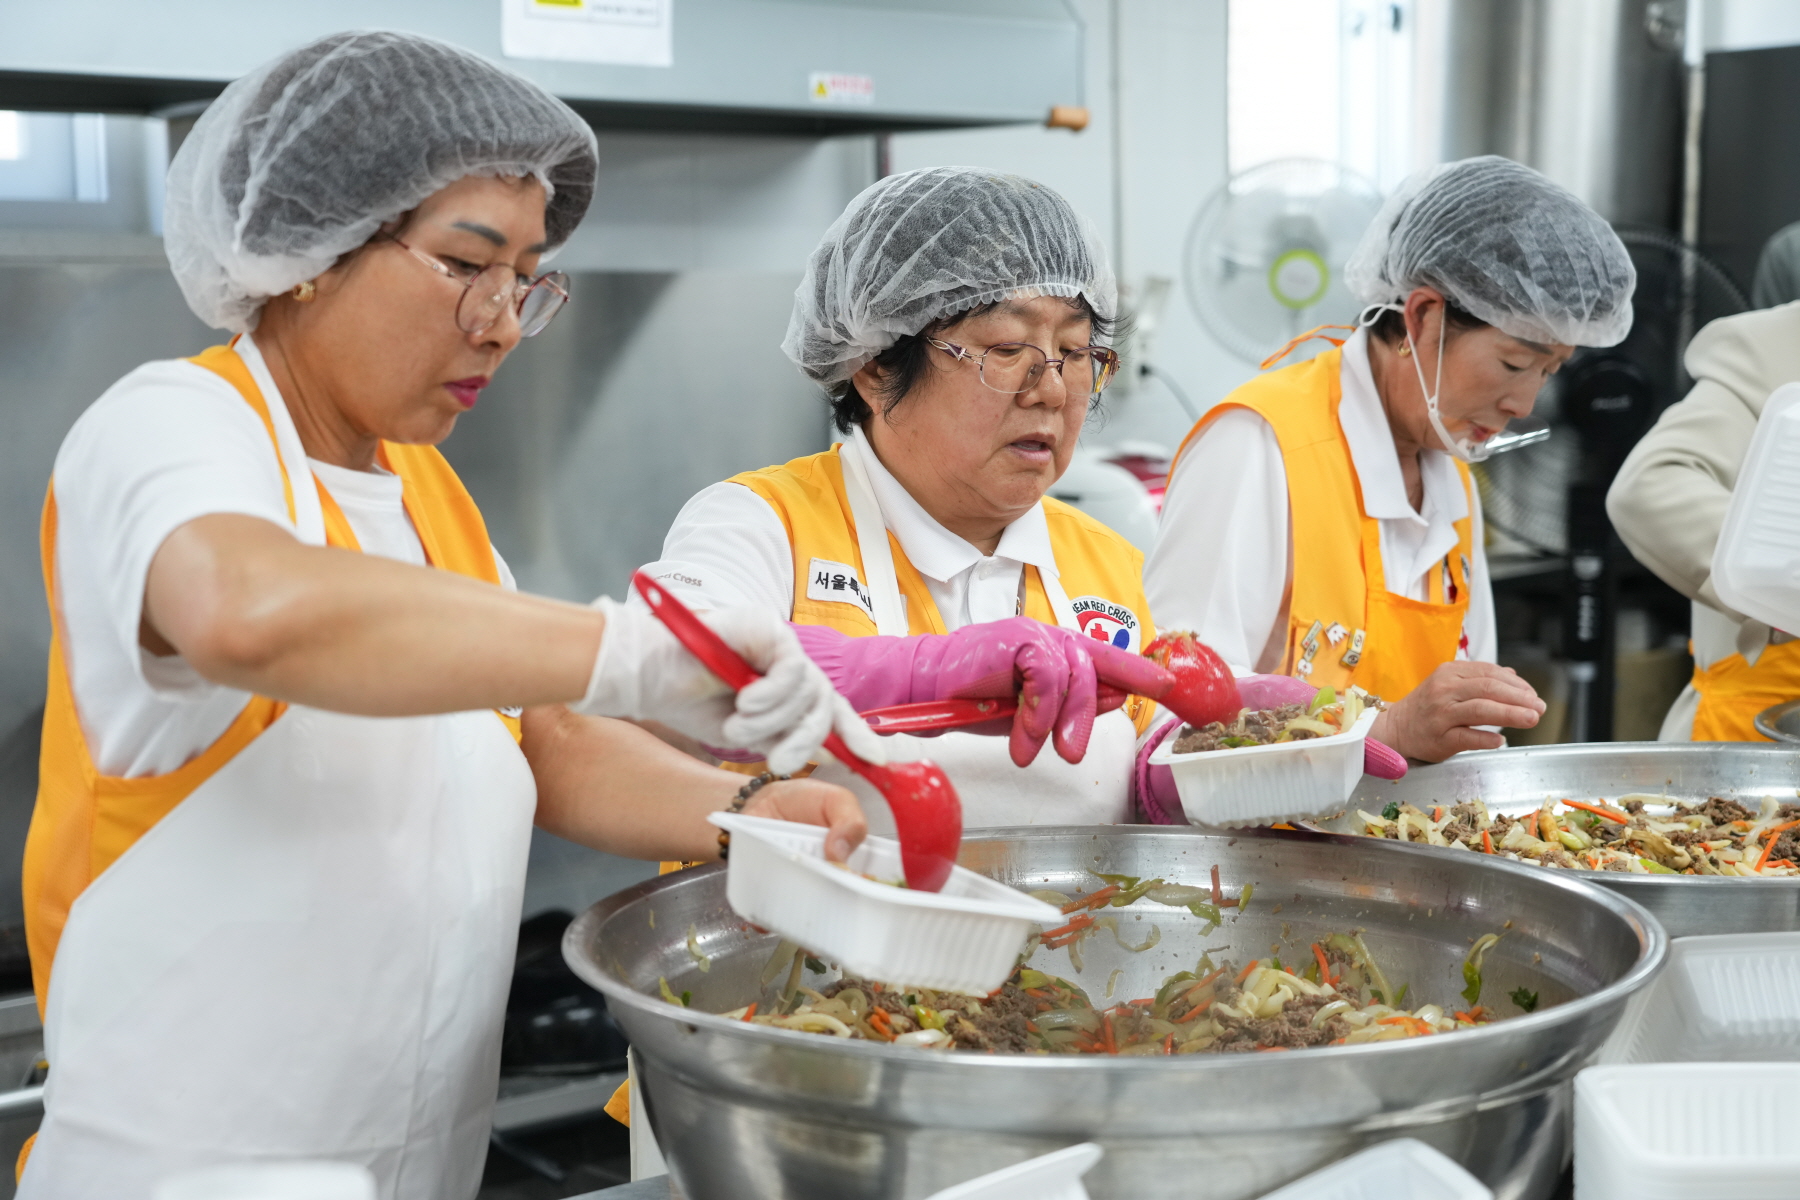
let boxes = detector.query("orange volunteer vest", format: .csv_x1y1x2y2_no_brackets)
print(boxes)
1691,640,1800,741
24,343,521,1016
1171,347,1475,703
729,444,1160,736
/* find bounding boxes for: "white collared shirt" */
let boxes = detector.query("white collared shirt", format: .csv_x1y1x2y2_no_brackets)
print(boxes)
639,425,1062,630
50,333,511,778
1144,329,1495,673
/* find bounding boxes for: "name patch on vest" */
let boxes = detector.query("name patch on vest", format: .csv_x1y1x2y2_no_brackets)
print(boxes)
805,557,876,618
1070,595,1140,652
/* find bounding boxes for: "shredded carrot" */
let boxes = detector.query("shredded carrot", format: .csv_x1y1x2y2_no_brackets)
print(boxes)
1236,960,1260,984
741,1002,758,1022
1754,820,1800,871
1254,1045,1289,1052
1180,969,1226,1006
1163,1033,1175,1055
1377,1015,1414,1025
1312,943,1333,984
1468,1006,1486,1020
1210,864,1223,904
1024,988,1049,999
1563,799,1629,824
1433,806,1444,822
1481,829,1494,854
1174,1000,1213,1024
1061,884,1120,914
1128,997,1155,1008
1024,1020,1039,1032
1102,1013,1118,1055
867,1008,894,1040
1040,914,1095,941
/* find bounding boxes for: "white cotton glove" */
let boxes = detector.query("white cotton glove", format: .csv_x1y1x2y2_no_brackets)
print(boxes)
575,597,888,775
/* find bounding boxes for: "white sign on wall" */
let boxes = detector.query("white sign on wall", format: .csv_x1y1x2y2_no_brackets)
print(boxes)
808,72,875,106
501,0,674,68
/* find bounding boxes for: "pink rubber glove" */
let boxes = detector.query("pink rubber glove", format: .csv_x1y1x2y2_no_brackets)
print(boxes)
793,618,1172,767
1135,718,1184,824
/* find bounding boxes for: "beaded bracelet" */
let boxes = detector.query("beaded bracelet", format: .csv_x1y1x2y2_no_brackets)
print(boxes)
717,771,790,860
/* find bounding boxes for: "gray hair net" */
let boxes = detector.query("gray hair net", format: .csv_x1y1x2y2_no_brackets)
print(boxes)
165,30,599,332
1344,156,1636,348
782,166,1116,385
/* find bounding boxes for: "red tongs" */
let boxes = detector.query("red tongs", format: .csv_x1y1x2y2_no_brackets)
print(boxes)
631,572,963,891
859,688,1129,736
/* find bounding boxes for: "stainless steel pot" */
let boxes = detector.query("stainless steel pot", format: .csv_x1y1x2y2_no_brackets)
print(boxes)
564,826,1661,1200
1755,699,1800,743
1327,741,1800,938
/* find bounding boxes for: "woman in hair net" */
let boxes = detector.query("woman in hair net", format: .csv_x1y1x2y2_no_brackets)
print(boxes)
1143,157,1636,781
19,32,882,1199
638,167,1175,833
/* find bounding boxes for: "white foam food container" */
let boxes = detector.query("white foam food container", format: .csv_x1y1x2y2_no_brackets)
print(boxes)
708,812,1062,995
1149,707,1380,828
1601,931,1800,1064
1252,1139,1491,1200
924,1143,1102,1200
1712,382,1800,634
1575,1064,1800,1200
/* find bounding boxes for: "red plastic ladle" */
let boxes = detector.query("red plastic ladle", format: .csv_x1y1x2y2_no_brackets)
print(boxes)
631,571,963,892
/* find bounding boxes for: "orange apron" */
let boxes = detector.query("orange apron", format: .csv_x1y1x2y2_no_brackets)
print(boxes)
1171,348,1474,703
1691,639,1800,741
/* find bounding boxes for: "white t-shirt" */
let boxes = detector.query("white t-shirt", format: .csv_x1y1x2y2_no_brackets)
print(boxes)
637,425,1062,631
51,334,512,779
1145,329,1496,674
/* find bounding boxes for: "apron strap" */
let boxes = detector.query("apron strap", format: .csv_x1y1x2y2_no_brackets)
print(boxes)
839,441,910,636
1038,565,1078,632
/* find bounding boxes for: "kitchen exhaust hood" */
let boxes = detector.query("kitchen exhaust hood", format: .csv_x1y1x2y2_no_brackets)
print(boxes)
0,0,1085,136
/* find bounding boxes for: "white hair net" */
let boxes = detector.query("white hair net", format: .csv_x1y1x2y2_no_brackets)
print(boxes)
1345,156,1636,348
165,30,599,332
782,166,1116,385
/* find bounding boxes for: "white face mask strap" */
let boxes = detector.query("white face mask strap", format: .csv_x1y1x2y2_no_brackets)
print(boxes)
1401,302,1488,464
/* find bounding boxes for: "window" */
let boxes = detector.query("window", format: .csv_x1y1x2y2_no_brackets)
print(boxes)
1228,0,1417,190
0,112,109,203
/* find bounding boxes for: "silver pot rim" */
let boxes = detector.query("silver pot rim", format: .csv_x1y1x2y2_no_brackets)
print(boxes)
565,824,1666,1076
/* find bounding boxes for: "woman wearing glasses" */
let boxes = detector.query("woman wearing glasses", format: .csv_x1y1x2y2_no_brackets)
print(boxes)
639,167,1172,835
20,33,880,1199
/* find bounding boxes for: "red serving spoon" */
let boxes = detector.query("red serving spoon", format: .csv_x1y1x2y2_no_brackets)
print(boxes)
631,571,963,892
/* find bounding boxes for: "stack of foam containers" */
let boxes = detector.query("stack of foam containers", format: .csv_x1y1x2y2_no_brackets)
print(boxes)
1711,382,1800,635
1252,1140,1492,1200
1575,932,1800,1198
708,813,1062,996
924,1143,1102,1200
1148,707,1380,827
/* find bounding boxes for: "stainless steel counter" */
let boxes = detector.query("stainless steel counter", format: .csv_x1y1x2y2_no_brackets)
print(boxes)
572,1180,675,1200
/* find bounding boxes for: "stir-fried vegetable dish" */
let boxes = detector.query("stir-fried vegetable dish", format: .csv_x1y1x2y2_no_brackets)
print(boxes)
663,876,1521,1055
1356,794,1800,877
1172,687,1373,754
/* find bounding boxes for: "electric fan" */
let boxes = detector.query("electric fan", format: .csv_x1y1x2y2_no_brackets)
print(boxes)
1183,158,1385,365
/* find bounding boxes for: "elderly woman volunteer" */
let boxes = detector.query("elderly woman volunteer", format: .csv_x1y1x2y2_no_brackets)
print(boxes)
640,168,1173,832
1146,157,1636,771
20,33,881,1200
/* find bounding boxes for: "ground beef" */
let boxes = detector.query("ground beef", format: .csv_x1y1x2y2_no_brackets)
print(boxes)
1771,828,1800,866
1173,703,1308,753
1696,797,1754,826
820,979,1042,1053
1539,848,1577,869
1210,992,1348,1052
1441,819,1474,844
1668,828,1709,848
1622,797,1647,814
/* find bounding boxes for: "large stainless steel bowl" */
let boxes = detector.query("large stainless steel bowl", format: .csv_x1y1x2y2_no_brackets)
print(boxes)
565,825,1661,1200
1329,741,1800,938
1755,699,1800,743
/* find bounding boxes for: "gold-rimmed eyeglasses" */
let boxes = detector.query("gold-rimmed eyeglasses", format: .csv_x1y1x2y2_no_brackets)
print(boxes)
926,338,1121,396
391,237,570,338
